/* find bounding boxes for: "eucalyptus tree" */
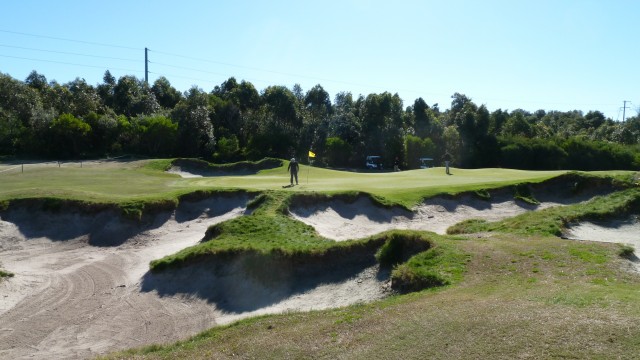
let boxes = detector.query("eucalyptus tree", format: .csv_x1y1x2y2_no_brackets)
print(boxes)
112,75,159,117
67,78,101,117
151,76,182,109
171,86,215,157
210,78,260,152
326,92,362,165
248,85,301,158
301,84,332,158
25,70,48,93
358,92,405,165
97,70,116,109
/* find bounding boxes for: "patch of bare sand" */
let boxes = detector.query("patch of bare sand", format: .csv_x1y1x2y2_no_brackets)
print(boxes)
0,194,389,360
564,216,640,271
290,193,569,241
167,166,203,178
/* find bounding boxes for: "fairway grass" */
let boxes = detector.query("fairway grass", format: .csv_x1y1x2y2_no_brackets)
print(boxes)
0,158,572,207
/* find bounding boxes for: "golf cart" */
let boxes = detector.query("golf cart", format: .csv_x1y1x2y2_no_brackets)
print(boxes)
365,155,383,170
419,157,433,169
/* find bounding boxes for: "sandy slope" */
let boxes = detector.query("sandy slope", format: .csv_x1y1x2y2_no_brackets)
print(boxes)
564,216,640,270
0,195,389,360
1,179,634,359
290,193,569,240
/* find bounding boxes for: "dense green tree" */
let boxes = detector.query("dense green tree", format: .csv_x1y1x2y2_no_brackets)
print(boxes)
405,135,436,169
246,86,301,159
325,137,352,167
112,75,159,117
132,115,178,156
412,97,433,138
358,92,405,166
47,113,92,158
84,112,118,155
97,70,116,108
67,78,101,117
25,70,48,93
442,125,461,165
151,77,182,109
171,86,215,157
213,135,241,162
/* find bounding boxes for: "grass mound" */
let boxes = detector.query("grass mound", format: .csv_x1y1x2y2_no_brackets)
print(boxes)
447,188,640,236
150,191,466,293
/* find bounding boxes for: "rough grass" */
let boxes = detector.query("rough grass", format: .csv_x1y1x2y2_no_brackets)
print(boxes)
447,187,640,236
102,232,640,360
4,159,640,359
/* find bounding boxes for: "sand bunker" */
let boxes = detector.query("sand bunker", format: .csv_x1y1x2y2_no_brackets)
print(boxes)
290,193,573,241
564,216,640,270
167,166,203,178
0,195,388,359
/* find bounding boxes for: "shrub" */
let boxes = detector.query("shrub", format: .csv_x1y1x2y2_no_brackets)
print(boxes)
618,244,635,259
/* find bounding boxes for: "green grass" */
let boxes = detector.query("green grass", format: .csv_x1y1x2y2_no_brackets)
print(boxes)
448,187,640,236
0,269,14,278
150,193,466,296
103,232,640,360
1,158,576,208
4,159,640,359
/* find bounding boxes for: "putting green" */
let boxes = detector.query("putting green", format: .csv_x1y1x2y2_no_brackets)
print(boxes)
0,159,578,207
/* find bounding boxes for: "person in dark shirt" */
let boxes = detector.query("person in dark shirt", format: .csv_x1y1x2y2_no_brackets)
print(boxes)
288,158,299,185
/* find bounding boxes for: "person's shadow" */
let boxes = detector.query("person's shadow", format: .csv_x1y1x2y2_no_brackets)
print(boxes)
282,184,295,188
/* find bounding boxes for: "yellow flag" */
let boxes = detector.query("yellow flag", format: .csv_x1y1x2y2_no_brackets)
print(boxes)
308,150,316,158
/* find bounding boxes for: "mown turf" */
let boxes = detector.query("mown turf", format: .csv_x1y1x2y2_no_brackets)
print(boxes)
0,158,581,207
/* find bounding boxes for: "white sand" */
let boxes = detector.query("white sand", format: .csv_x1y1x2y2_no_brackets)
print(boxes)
0,196,389,359
290,193,567,240
2,185,635,359
564,216,640,271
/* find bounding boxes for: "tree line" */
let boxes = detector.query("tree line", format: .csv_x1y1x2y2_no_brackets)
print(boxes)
1,70,639,170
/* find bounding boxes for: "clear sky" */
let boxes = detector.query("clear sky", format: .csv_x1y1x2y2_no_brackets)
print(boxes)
1,0,638,120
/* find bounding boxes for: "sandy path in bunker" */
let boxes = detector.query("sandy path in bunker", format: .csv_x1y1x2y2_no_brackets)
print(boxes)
0,196,389,360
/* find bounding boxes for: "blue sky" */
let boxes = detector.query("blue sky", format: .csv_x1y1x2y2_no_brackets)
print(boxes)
1,0,638,120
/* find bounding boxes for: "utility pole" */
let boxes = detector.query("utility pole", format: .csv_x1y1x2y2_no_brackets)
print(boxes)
144,47,149,84
622,100,630,122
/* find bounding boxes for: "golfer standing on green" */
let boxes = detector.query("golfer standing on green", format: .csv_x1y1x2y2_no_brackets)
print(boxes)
288,158,299,185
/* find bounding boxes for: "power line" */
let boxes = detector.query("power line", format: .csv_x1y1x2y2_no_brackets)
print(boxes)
0,29,140,51
149,48,405,93
0,54,142,74
0,29,629,116
0,44,138,62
